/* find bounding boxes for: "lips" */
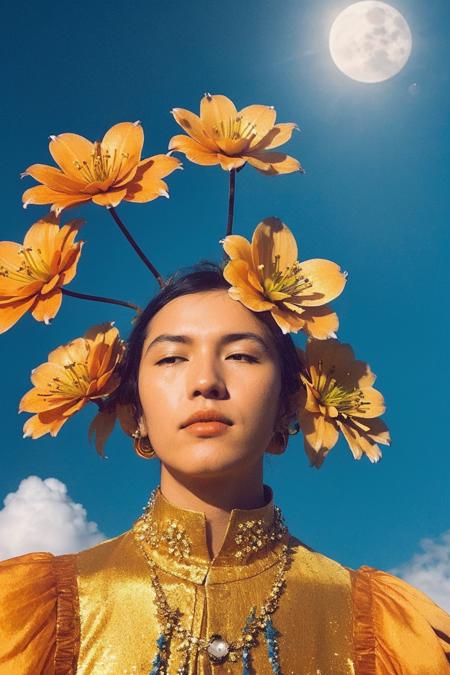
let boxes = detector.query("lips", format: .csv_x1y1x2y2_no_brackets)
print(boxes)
180,409,233,428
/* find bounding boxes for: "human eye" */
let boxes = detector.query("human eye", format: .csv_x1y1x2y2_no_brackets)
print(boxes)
156,356,186,365
227,353,259,363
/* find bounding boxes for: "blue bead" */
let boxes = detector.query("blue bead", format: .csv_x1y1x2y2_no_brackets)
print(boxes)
156,634,166,648
242,646,250,675
264,618,282,674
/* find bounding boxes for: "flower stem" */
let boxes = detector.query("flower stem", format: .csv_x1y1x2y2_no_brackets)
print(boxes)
225,169,236,237
109,207,165,288
62,288,140,312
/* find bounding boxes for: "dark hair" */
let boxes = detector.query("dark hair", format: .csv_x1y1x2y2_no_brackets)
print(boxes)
117,261,302,424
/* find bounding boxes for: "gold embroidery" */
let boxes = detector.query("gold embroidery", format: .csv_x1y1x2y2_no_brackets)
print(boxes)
163,520,192,560
134,516,192,560
234,506,287,561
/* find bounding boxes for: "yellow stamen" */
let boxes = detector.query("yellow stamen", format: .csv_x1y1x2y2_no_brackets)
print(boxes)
314,361,371,416
262,258,313,297
0,247,52,284
72,143,129,184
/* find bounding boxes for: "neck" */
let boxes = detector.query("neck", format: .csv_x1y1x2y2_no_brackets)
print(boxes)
159,461,266,558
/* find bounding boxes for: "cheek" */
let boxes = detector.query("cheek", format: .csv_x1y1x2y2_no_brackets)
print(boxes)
137,368,179,423
232,365,281,424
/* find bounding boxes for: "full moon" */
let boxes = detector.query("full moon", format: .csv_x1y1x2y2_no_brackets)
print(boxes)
329,1,412,83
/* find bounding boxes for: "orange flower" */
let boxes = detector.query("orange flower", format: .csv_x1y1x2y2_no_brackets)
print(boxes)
89,402,136,457
297,339,390,468
22,122,182,214
20,323,125,445
221,217,346,337
169,94,301,174
0,213,83,333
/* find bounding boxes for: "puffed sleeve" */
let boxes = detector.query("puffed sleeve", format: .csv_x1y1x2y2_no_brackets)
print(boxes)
0,551,79,674
350,565,450,674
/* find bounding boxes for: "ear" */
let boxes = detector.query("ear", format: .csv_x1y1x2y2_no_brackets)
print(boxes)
265,391,300,456
277,390,300,429
138,415,148,437
265,433,287,455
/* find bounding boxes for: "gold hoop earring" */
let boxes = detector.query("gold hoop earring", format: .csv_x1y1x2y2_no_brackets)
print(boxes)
132,430,157,459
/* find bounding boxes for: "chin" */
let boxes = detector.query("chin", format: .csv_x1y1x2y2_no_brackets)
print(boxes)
164,441,256,478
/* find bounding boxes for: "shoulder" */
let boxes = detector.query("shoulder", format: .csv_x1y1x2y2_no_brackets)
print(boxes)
0,550,79,673
76,530,135,578
289,534,351,590
349,564,450,674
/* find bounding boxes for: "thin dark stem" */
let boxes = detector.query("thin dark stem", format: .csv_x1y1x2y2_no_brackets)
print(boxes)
62,288,140,312
225,168,236,237
109,207,165,288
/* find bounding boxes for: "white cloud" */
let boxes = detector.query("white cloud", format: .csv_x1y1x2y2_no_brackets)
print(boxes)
390,530,450,613
0,475,106,560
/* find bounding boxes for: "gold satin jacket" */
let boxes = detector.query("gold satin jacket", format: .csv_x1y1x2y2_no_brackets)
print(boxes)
0,485,449,674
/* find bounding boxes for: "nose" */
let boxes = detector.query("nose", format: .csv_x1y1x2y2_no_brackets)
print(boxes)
187,353,228,400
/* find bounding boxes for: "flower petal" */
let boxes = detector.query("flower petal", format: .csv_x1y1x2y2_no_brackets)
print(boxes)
354,387,386,418
168,135,219,166
22,164,85,192
171,108,218,150
223,259,268,299
125,154,181,202
0,241,21,262
23,218,59,251
270,305,306,334
50,194,92,215
301,306,339,339
0,280,42,301
23,412,66,439
61,397,88,417
337,420,382,463
251,217,298,274
41,275,61,295
238,104,277,144
221,234,253,266
20,387,71,413
116,403,137,436
59,243,83,286
30,362,68,389
94,371,121,397
49,133,95,181
306,340,377,392
306,338,353,371
23,401,78,439
217,155,246,171
126,180,169,203
244,151,302,175
361,417,391,445
0,296,36,334
199,94,237,138
295,259,346,306
91,188,128,208
137,154,182,180
252,123,298,151
30,290,62,324
22,185,91,213
101,122,144,184
299,409,339,467
229,286,274,312
88,408,117,457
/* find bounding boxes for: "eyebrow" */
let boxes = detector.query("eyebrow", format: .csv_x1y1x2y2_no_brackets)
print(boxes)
146,332,270,353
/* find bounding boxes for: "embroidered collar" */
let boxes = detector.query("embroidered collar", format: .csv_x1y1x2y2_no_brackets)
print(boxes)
132,484,289,584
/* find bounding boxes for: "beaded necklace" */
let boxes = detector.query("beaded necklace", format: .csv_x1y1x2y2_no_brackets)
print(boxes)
133,488,292,675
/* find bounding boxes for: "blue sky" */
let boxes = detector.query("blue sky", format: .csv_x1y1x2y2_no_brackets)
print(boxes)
0,0,449,583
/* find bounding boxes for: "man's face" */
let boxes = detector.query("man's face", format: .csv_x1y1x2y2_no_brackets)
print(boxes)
137,289,282,478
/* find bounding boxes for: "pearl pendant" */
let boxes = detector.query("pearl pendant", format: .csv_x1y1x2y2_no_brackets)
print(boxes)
206,634,230,663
